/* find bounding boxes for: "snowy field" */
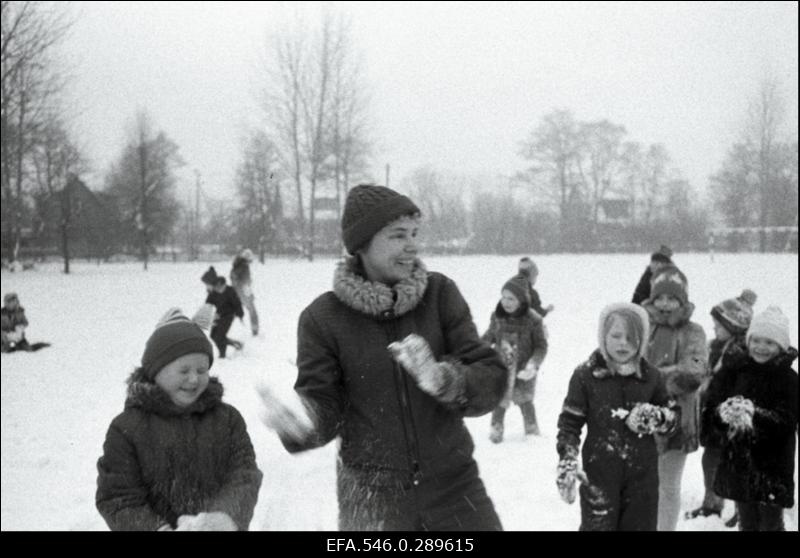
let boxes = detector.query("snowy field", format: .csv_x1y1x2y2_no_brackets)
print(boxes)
1,252,797,531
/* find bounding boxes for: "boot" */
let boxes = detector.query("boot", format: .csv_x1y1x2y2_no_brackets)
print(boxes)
489,422,504,444
685,506,721,520
724,511,739,528
521,402,540,436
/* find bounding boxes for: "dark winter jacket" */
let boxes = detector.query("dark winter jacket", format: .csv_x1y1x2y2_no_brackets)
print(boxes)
702,348,798,508
513,273,549,317
206,286,244,320
230,257,252,288
631,267,652,306
643,300,708,453
1,305,28,347
482,303,548,404
96,372,263,531
282,257,507,488
698,336,749,448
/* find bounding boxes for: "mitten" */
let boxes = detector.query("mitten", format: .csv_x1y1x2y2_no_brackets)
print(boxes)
388,334,460,400
718,396,754,438
516,360,538,381
191,304,216,331
556,446,582,504
625,403,674,435
257,385,315,442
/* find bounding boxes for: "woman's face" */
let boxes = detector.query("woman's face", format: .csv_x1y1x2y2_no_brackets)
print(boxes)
604,315,639,365
360,215,420,285
154,352,211,407
500,289,521,313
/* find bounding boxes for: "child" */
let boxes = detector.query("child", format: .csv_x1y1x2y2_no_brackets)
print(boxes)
642,265,708,531
517,257,554,317
556,302,677,530
631,245,673,306
202,267,244,358
483,275,548,441
702,306,798,531
687,289,756,526
1,292,50,352
230,248,260,337
95,309,263,530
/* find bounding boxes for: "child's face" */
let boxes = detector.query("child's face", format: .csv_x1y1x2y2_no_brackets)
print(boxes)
214,282,226,293
154,352,211,407
500,289,521,313
712,318,733,341
5,298,18,310
604,315,638,365
748,335,782,364
653,294,681,313
204,283,214,293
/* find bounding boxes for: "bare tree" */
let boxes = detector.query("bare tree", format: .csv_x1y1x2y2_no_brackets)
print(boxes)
577,119,627,236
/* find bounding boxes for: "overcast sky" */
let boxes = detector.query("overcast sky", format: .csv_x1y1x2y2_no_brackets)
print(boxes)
63,1,798,202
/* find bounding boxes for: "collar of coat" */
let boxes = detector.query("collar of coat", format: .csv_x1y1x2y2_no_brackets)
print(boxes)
643,300,696,327
333,256,428,318
124,368,224,416
588,349,646,381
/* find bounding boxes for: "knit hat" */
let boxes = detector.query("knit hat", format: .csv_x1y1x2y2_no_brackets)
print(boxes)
141,308,214,380
240,248,254,262
518,257,538,278
201,266,218,285
711,289,757,336
746,306,792,351
502,275,530,306
650,265,688,305
650,244,673,264
341,184,421,254
3,292,19,305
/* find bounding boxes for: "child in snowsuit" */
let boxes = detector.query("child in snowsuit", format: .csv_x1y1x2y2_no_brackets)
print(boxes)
517,257,554,317
556,302,677,531
483,275,548,441
631,245,673,306
642,265,708,531
230,248,259,336
702,306,798,531
687,289,756,526
202,267,244,358
1,292,50,352
95,309,263,530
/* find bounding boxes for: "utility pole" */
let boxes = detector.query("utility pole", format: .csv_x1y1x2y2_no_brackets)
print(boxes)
385,164,390,188
193,170,202,260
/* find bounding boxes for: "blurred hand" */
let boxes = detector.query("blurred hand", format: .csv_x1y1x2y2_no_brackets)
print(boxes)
516,360,538,381
257,385,315,442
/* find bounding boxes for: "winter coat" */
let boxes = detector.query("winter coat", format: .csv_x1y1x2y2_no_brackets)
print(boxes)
702,349,798,508
482,303,548,405
206,286,244,320
698,336,749,449
1,305,28,344
96,372,263,531
282,257,507,498
643,300,708,453
557,350,674,530
230,257,252,289
631,267,652,306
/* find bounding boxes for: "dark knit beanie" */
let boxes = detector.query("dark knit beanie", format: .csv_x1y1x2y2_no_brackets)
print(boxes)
518,257,538,278
201,266,218,285
341,184,421,254
650,265,689,305
502,275,530,306
141,308,214,381
650,244,673,264
711,289,757,336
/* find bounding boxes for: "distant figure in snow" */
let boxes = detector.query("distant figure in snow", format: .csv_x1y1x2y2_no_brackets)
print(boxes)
482,275,548,441
686,289,757,527
201,267,244,359
556,302,677,530
516,257,554,318
230,248,259,336
631,245,674,306
701,306,798,531
95,308,263,530
1,292,50,352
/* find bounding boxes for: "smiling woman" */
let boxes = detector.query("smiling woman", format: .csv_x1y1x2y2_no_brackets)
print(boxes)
257,183,509,531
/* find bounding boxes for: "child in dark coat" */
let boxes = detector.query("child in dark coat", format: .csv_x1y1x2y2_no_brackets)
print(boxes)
96,309,263,530
702,306,798,531
517,257,554,317
631,245,673,306
1,292,50,352
556,303,677,531
202,266,244,358
483,275,548,441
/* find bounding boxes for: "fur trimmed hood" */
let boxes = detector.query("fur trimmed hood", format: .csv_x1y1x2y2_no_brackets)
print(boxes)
333,256,428,318
124,368,224,416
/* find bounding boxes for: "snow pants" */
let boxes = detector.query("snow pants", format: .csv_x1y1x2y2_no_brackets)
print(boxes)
657,449,688,531
337,459,502,531
737,502,785,531
235,286,259,335
579,458,659,531
210,314,235,358
700,446,724,512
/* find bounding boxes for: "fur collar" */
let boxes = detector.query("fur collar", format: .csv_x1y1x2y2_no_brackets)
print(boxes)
125,368,224,416
333,256,428,318
644,300,696,327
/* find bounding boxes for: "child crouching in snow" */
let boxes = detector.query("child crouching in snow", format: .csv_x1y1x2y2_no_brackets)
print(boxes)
96,309,263,531
482,275,548,441
702,306,798,531
556,303,677,531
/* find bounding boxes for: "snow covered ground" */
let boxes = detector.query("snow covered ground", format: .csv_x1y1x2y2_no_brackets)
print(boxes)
1,252,797,531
